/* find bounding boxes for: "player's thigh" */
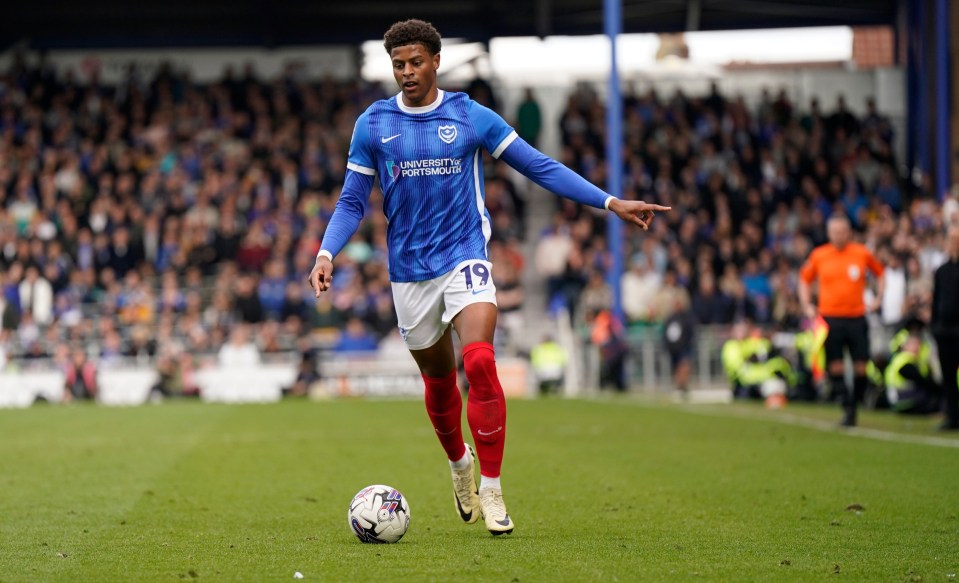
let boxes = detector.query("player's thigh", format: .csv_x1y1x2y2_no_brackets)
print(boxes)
391,280,448,352
822,317,848,365
847,317,870,364
409,327,456,378
443,259,498,346
452,302,498,346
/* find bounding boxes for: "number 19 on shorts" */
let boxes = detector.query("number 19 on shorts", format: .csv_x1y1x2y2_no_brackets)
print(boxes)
460,263,490,291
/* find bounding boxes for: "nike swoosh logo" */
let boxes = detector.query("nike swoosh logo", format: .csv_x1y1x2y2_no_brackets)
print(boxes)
381,134,402,143
477,426,502,436
455,494,476,522
471,289,490,295
496,515,511,527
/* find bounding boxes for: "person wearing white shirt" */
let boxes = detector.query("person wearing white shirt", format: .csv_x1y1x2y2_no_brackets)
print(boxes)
881,253,906,326
218,324,262,368
18,265,54,326
621,254,662,324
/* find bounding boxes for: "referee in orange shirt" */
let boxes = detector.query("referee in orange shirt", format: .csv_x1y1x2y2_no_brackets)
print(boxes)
799,215,885,427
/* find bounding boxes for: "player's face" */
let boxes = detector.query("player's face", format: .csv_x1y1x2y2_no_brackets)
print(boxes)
827,219,850,248
390,44,440,107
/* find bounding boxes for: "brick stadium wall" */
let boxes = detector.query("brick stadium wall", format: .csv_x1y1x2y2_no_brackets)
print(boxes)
852,26,895,69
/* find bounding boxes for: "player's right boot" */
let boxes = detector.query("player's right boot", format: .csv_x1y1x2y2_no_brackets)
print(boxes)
479,487,514,535
451,443,480,524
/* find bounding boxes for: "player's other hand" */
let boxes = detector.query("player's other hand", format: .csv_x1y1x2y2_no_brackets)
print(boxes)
803,304,818,321
308,256,334,298
608,199,672,231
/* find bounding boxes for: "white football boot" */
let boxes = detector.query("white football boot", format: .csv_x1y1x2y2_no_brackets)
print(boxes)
479,487,514,535
451,443,480,524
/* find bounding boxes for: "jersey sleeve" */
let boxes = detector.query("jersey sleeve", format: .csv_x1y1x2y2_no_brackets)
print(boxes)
319,169,375,259
467,100,518,159
499,136,612,210
346,110,376,176
799,250,819,283
865,249,885,277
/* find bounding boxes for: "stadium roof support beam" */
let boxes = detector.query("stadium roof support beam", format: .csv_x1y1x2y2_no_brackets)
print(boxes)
536,0,552,38
686,0,702,31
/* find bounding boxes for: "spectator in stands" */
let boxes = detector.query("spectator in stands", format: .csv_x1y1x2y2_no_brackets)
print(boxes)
233,274,264,324
621,254,660,325
218,324,261,368
530,334,567,395
18,265,53,326
516,88,542,149
285,338,320,398
63,348,97,402
151,342,199,400
334,316,379,354
589,309,628,391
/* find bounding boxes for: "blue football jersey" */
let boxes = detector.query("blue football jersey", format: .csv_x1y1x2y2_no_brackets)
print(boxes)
347,90,517,282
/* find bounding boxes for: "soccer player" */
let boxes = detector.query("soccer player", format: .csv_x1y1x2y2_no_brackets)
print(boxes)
308,19,670,536
799,215,885,427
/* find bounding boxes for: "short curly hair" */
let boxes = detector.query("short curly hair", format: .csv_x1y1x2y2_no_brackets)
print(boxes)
383,19,442,55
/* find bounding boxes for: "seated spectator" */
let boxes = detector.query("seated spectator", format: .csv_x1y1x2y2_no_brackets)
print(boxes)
621,254,660,325
334,316,379,354
530,334,567,396
721,322,796,402
884,335,941,415
692,274,731,325
218,324,262,367
63,348,97,402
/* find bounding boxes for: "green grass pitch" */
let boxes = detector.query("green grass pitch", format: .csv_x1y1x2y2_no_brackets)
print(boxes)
1,398,957,582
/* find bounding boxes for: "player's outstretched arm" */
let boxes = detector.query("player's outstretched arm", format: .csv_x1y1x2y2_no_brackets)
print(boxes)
498,136,669,227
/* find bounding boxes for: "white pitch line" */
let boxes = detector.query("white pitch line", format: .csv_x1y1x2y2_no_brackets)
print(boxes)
597,397,959,449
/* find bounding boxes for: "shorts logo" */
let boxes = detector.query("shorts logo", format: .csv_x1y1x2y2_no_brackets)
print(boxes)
848,265,860,282
398,327,409,341
437,125,458,144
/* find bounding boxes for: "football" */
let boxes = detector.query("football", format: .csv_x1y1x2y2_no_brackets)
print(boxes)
347,485,411,543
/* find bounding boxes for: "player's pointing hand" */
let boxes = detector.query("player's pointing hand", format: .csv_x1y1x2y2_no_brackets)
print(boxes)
608,199,672,231
308,255,334,298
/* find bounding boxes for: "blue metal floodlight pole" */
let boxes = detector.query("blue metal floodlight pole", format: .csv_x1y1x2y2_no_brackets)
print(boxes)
934,0,951,200
604,0,624,320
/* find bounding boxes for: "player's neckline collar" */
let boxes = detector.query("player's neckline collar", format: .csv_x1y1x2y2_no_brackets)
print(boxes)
396,90,445,114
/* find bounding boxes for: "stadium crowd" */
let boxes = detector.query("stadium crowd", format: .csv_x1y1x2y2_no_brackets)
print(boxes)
0,54,955,410
537,81,957,408
0,56,527,396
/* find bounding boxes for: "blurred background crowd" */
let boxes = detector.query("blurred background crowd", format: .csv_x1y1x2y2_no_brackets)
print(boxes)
0,55,954,401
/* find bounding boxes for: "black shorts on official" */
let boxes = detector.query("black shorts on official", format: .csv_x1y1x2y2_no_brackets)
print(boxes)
823,316,870,363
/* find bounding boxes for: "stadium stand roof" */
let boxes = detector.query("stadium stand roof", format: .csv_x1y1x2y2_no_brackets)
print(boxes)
3,0,899,50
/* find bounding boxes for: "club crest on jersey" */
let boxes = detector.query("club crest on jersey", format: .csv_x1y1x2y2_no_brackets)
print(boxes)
386,160,401,182
437,124,458,144
848,265,860,281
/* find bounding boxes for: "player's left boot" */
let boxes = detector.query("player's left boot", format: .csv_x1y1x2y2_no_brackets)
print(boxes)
451,444,481,524
479,487,514,535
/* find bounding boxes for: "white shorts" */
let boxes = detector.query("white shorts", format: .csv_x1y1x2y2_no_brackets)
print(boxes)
391,259,498,350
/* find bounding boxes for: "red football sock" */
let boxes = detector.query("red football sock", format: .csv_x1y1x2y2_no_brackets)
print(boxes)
423,370,467,462
463,342,506,478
